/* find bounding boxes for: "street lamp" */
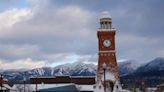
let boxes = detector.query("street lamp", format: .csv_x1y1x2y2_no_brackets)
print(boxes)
23,77,26,92
102,63,107,92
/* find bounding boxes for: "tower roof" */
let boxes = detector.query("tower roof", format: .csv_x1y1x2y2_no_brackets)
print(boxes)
100,11,112,19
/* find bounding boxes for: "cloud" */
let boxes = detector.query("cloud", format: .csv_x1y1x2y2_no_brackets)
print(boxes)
0,8,33,38
0,44,41,60
116,33,163,61
0,0,164,69
0,2,96,54
0,58,46,69
76,54,97,63
0,2,98,69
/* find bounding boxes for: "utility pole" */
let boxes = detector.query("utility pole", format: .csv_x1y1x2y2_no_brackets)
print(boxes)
36,77,38,92
0,74,3,92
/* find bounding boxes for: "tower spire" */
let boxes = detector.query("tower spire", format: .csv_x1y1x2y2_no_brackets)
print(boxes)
100,11,112,29
101,11,111,19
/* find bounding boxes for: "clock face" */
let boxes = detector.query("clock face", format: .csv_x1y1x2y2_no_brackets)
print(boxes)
103,39,111,47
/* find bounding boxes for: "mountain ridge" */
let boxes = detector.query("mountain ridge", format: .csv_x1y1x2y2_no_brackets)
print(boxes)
121,57,164,87
0,57,164,85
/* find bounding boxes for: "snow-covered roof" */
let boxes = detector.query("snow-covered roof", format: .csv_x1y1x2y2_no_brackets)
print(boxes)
77,85,94,91
1,84,15,90
147,87,157,90
98,28,116,31
12,83,75,91
100,11,112,19
30,76,95,79
12,83,94,91
70,76,95,78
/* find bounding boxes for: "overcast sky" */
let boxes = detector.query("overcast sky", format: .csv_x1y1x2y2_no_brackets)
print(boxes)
0,0,164,69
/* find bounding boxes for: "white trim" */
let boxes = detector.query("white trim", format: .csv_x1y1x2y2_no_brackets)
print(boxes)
99,50,115,53
97,28,116,31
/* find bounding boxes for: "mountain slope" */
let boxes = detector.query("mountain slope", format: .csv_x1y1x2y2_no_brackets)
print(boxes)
2,62,97,80
118,60,141,76
136,57,164,72
1,57,164,87
0,60,145,80
122,57,164,87
1,60,137,80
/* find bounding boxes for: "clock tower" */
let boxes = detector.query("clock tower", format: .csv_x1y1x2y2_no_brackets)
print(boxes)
94,12,122,92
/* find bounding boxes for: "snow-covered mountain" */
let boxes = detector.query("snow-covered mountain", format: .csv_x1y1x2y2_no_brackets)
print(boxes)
136,57,164,72
2,62,97,80
1,57,164,81
52,62,96,76
122,57,164,87
118,60,142,76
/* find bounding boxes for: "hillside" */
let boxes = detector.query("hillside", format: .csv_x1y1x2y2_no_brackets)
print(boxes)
121,57,164,87
1,57,164,87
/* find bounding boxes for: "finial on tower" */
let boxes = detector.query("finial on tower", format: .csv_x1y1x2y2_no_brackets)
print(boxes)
100,11,112,19
100,11,112,29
